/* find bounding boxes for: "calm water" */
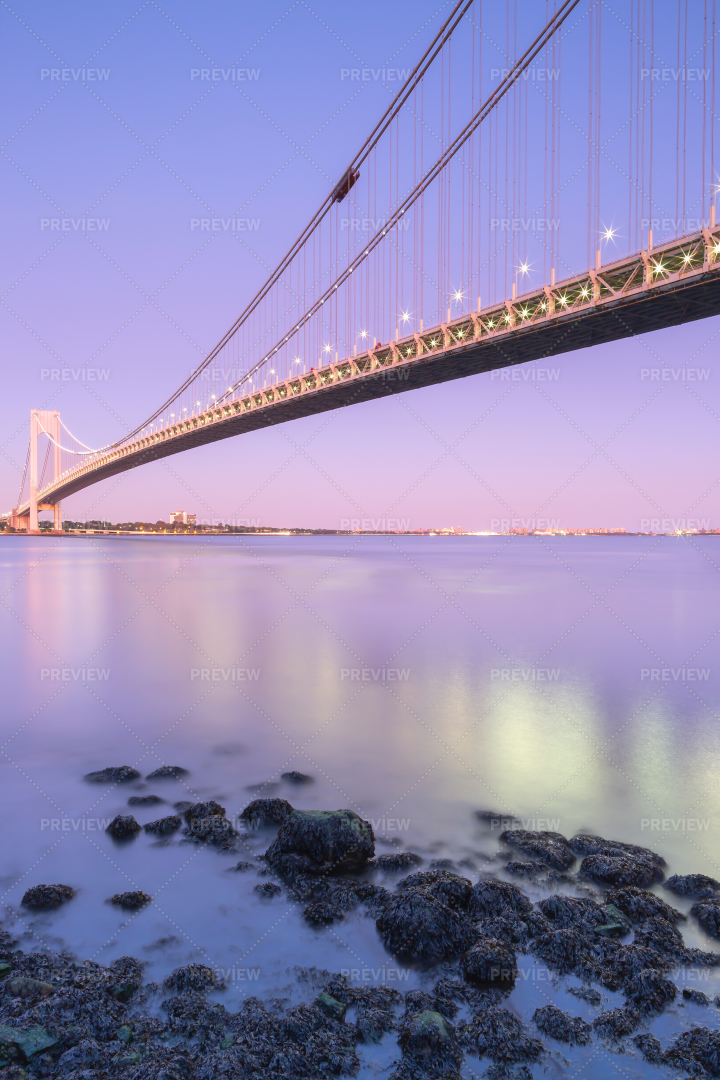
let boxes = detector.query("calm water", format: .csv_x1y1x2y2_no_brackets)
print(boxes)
1,534,719,1076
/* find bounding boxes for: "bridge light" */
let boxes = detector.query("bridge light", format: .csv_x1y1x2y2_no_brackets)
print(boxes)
580,287,589,298
504,313,510,323
558,294,569,306
360,329,367,338
520,307,529,318
488,319,495,328
601,225,617,243
540,302,547,311
451,288,465,304
323,344,332,353
430,338,438,348
401,310,411,324
518,263,530,276
682,253,693,263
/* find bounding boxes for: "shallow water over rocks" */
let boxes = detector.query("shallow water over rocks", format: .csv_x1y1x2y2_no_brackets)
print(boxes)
1,534,719,1076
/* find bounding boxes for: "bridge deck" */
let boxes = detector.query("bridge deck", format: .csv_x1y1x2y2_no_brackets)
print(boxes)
19,228,720,512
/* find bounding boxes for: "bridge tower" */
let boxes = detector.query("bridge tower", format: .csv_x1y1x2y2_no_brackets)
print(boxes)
13,410,62,533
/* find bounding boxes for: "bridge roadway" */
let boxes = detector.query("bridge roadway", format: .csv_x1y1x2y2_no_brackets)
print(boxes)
19,226,720,512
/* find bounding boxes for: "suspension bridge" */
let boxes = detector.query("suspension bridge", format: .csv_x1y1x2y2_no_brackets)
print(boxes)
9,0,720,531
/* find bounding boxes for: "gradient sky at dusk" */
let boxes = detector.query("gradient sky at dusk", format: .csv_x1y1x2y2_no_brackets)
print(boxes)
1,0,719,532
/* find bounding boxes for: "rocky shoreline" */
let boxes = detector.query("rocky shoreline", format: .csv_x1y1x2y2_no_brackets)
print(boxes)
2,773,720,1077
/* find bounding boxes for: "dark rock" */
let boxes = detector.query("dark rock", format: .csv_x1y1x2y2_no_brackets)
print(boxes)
530,928,592,974
232,861,255,871
266,808,375,875
20,883,74,909
592,1006,642,1039
606,885,685,923
569,834,665,867
398,1009,462,1078
108,980,139,1003
633,1032,663,1063
6,977,53,999
461,939,517,986
110,891,152,910
315,991,346,1021
633,915,685,955
500,829,574,870
505,861,546,878
145,765,188,779
692,896,720,938
594,903,633,937
469,879,532,919
106,814,141,840
144,815,182,835
664,872,720,898
533,1004,592,1045
624,968,677,1013
580,852,663,888
303,901,344,925
397,870,472,911
458,1007,543,1064
282,771,313,784
538,894,610,933
184,800,225,823
376,888,476,962
475,810,520,828
181,804,238,849
599,942,672,989
568,985,602,1005
684,987,711,1005
239,797,294,826
164,963,219,993
84,765,140,784
475,914,530,946
255,882,282,898
128,794,164,806
0,1024,57,1063
56,1037,108,1071
665,1027,720,1076
373,852,423,872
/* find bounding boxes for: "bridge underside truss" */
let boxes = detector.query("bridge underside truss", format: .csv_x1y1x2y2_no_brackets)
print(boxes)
16,228,720,514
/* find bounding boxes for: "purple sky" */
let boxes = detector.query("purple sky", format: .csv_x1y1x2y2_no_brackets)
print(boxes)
1,0,718,532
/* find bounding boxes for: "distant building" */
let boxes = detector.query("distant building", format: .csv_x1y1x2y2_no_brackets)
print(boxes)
170,510,195,525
